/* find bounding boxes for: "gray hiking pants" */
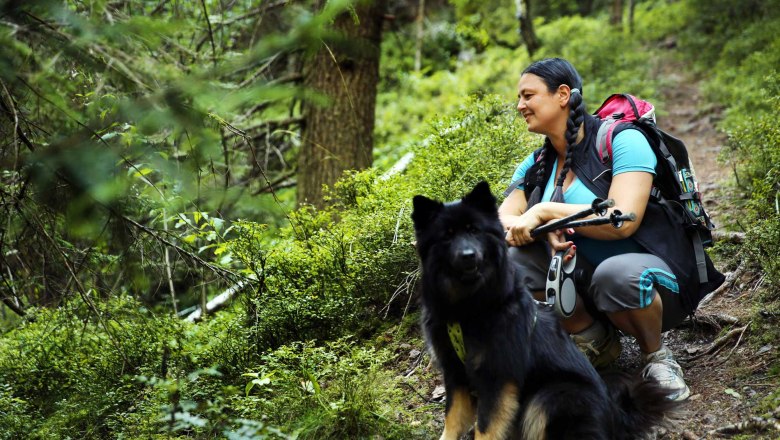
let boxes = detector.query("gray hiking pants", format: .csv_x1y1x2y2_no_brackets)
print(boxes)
509,242,688,331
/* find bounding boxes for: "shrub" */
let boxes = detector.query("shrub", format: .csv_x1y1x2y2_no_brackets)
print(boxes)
238,338,427,439
719,72,780,288
534,15,660,107
0,296,187,438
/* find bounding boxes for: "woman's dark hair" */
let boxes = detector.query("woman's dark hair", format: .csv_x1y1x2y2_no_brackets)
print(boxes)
522,58,586,206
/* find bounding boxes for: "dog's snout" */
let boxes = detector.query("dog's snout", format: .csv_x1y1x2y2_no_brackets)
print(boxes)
452,241,482,272
458,248,477,262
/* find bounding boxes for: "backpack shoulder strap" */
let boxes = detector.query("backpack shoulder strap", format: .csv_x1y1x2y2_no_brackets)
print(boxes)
503,146,546,197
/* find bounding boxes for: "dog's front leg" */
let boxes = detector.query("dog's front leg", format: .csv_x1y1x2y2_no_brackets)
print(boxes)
440,387,476,440
474,382,520,440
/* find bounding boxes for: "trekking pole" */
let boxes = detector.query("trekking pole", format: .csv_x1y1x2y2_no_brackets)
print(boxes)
561,210,636,230
531,198,614,237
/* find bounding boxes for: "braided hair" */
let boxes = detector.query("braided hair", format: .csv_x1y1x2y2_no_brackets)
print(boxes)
522,58,587,207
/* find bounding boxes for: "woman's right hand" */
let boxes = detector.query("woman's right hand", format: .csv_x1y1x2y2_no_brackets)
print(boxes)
504,206,544,246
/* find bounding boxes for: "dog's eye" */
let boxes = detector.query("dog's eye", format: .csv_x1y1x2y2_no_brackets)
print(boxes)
446,228,455,236
465,224,477,233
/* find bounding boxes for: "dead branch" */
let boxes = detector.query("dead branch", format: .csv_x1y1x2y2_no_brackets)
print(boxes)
711,230,746,244
698,262,747,308
681,312,740,330
706,416,780,437
380,268,420,319
185,278,252,322
686,324,749,361
252,170,297,195
194,0,289,52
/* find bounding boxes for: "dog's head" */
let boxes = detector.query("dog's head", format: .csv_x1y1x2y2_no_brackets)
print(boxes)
411,181,507,303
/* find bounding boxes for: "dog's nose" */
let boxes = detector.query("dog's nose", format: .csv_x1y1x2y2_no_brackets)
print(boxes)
459,248,476,261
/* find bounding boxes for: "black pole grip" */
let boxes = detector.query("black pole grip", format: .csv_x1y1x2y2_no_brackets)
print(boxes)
531,198,615,237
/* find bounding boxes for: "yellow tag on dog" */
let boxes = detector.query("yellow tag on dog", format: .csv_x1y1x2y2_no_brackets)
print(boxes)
447,322,467,364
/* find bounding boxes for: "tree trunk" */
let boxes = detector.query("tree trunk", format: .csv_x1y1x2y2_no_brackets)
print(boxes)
628,0,636,32
414,0,425,72
578,0,595,16
516,0,541,57
610,0,623,29
298,0,386,208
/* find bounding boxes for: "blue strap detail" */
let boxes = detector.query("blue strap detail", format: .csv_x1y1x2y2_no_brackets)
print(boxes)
639,268,679,308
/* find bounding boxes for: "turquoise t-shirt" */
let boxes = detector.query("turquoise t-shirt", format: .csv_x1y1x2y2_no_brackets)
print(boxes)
510,129,657,266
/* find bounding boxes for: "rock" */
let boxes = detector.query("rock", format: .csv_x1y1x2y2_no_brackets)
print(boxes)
757,344,773,355
409,349,422,359
431,385,446,401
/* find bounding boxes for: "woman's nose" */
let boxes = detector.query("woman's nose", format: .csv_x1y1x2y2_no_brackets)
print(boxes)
517,99,525,112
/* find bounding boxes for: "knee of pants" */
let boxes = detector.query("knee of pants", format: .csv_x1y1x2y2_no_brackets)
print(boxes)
590,262,635,310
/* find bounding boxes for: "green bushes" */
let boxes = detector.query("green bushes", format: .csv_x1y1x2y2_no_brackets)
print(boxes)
535,15,659,106
0,296,188,437
228,95,536,355
239,338,422,439
721,72,780,288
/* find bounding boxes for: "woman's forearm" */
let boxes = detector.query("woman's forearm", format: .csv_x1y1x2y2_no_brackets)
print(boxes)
533,202,637,240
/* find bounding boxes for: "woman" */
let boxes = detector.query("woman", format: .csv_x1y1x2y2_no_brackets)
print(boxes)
499,58,722,402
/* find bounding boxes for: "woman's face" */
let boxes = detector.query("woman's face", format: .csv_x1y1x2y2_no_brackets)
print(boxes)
516,73,568,136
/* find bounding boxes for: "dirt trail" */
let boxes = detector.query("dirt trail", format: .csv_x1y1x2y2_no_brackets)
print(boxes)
617,61,776,439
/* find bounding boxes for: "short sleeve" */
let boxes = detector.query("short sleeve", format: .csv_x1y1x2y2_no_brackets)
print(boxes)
510,152,537,190
611,129,657,176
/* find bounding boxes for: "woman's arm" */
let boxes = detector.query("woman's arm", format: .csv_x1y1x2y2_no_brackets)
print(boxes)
506,171,653,245
498,188,528,228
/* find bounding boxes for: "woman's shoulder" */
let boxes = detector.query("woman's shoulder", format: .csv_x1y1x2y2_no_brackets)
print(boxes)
613,127,651,146
611,127,657,174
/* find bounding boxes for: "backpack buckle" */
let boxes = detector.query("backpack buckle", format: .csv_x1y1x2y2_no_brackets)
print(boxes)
612,112,625,119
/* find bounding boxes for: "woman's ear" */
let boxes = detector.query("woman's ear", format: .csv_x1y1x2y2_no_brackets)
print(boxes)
557,84,572,108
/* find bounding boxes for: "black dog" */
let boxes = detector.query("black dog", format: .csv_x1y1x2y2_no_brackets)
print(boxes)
411,181,681,440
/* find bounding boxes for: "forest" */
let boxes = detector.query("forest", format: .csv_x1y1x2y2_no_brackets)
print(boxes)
1,0,779,438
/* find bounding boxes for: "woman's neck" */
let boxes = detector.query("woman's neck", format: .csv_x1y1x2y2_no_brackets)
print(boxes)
548,123,586,156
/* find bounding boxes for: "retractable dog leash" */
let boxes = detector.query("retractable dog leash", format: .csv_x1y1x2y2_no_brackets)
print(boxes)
531,199,636,318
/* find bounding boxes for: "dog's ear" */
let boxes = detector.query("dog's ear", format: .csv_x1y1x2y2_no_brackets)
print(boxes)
412,195,443,229
462,181,497,213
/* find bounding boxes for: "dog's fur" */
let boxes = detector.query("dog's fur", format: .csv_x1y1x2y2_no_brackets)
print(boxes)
412,181,681,440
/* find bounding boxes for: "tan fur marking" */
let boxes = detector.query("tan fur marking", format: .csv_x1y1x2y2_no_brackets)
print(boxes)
474,383,520,440
440,387,476,440
521,399,548,440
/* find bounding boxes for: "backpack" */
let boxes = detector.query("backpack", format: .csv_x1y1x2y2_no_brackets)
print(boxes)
594,93,715,281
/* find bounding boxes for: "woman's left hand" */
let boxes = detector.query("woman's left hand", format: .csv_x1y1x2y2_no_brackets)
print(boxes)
548,228,576,262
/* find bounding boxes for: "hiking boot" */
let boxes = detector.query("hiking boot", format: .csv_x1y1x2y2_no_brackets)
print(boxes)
570,321,622,369
641,345,691,401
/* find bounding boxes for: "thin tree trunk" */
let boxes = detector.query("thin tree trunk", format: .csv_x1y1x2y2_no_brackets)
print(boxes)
298,0,386,208
516,0,541,57
163,208,177,314
414,0,425,72
611,0,623,29
628,0,636,32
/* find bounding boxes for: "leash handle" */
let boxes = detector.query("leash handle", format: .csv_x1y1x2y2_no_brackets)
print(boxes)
531,198,614,237
544,248,578,318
